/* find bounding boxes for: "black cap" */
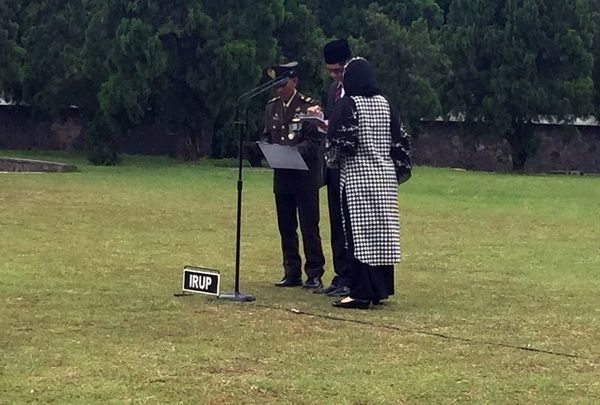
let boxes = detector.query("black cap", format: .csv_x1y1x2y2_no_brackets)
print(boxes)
323,39,351,64
263,61,298,81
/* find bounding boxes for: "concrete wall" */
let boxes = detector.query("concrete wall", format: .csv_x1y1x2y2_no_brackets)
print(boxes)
0,157,77,172
412,122,600,173
0,107,84,151
1,106,599,173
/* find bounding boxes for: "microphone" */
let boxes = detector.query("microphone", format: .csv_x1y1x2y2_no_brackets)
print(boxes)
271,67,296,87
237,71,292,102
273,76,289,87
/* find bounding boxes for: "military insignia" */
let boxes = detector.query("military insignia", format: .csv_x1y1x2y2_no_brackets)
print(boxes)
288,133,295,140
295,107,301,113
267,68,276,80
289,117,302,134
274,112,279,118
305,97,313,103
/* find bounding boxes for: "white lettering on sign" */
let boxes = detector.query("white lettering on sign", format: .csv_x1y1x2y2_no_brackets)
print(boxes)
200,277,212,289
190,275,213,289
182,267,220,296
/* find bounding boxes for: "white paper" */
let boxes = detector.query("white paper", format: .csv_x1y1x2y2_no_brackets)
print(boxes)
298,114,327,124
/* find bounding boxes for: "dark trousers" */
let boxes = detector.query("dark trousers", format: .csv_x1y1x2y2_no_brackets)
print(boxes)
341,187,394,302
275,189,325,280
326,168,349,287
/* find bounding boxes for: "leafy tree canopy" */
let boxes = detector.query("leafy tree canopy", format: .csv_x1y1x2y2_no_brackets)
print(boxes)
0,0,597,168
443,0,594,169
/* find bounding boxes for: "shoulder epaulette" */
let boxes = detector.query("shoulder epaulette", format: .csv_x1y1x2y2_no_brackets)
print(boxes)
299,94,318,105
267,96,280,104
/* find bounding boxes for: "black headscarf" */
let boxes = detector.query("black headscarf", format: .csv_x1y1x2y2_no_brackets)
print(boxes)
342,57,380,97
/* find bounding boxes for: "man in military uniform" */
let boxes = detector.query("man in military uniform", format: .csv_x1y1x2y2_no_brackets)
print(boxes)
261,61,325,289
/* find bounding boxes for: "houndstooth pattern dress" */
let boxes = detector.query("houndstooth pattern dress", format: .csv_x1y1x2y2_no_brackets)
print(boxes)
326,95,401,266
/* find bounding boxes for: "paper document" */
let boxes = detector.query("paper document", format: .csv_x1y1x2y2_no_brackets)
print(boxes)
257,142,308,171
298,114,327,125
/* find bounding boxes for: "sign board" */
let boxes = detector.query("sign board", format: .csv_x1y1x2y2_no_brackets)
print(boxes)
182,266,220,296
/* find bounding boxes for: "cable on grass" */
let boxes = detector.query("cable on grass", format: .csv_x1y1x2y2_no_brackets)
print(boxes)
249,303,593,361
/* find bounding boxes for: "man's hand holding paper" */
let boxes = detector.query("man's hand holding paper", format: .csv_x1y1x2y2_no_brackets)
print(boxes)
304,105,328,132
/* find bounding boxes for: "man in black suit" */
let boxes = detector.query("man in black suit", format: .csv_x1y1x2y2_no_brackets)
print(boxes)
261,62,325,289
308,39,353,297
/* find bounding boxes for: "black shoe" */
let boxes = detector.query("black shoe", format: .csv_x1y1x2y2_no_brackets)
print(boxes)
332,299,370,309
274,277,302,287
313,284,337,294
302,277,323,289
326,286,351,297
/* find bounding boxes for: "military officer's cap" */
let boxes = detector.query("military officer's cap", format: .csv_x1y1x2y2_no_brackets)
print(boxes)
263,61,299,81
323,39,351,64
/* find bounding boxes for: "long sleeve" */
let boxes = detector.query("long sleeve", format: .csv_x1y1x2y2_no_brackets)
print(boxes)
296,120,322,161
325,96,359,167
389,100,412,184
261,104,271,142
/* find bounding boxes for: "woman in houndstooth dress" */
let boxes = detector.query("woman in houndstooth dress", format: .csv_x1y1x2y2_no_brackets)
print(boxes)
325,57,411,309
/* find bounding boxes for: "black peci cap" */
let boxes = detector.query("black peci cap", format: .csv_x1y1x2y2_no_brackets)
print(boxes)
323,39,351,64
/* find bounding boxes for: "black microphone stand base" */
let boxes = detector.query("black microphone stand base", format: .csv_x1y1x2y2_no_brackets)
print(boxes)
218,292,256,302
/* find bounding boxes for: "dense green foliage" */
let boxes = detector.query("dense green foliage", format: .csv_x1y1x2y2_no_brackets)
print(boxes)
443,0,595,169
0,0,598,167
0,0,23,99
592,0,600,116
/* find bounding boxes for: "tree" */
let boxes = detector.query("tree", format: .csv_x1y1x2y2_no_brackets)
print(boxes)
13,0,89,116
293,1,445,132
83,0,285,162
302,0,442,36
591,0,600,115
443,0,595,169
0,0,24,101
434,0,452,20
351,4,447,131
275,1,326,98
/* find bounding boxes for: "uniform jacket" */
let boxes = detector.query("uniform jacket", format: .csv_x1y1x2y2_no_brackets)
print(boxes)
324,81,343,119
262,91,324,194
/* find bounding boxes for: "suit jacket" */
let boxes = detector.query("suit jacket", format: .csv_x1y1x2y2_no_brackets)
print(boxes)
324,81,343,119
322,81,343,183
262,91,323,194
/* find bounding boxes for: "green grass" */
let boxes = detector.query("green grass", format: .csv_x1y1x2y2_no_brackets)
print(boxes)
1,150,599,403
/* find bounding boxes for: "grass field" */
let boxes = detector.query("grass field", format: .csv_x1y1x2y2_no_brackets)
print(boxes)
1,150,599,403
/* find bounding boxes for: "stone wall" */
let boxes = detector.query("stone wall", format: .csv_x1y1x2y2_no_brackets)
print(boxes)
0,107,85,151
413,122,514,172
524,126,600,173
1,106,599,173
413,122,600,173
0,108,212,159
0,157,77,172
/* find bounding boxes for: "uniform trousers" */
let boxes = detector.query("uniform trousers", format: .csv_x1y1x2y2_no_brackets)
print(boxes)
275,189,325,280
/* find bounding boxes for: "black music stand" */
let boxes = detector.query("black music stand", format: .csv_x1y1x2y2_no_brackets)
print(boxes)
218,75,289,302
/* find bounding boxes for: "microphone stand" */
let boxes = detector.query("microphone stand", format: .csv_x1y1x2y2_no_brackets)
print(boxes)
218,75,288,302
